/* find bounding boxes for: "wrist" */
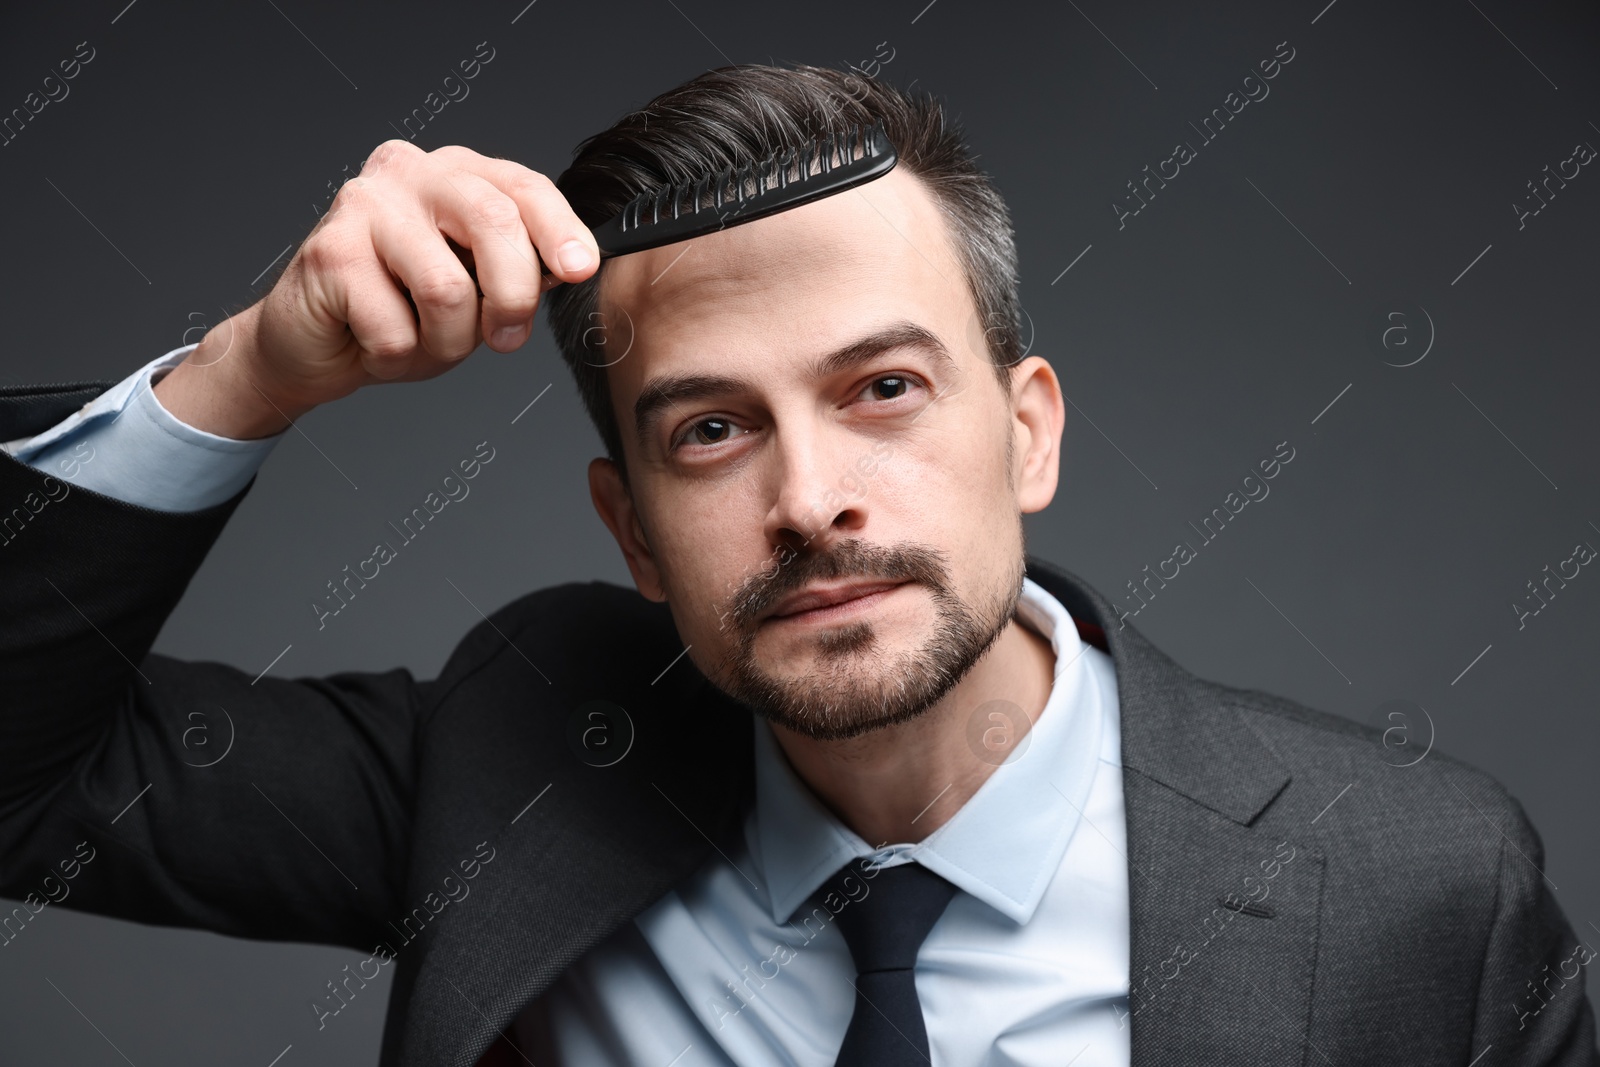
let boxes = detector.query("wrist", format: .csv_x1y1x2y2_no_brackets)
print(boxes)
154,307,313,438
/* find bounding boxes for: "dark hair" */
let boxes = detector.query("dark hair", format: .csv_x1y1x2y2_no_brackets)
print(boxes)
546,62,1022,482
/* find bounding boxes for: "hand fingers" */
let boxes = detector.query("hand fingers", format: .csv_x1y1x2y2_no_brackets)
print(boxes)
420,168,543,351
369,208,481,362
432,146,600,286
297,141,598,387
290,204,426,379
338,240,422,379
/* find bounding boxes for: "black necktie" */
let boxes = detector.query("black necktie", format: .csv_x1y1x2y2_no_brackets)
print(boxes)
817,860,958,1066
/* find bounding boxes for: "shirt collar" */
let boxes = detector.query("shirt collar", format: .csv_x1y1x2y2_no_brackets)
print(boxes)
748,576,1110,927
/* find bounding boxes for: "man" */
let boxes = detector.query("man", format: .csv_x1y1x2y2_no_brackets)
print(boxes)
0,62,1593,1066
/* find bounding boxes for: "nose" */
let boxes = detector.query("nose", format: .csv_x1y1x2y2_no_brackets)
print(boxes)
761,421,873,556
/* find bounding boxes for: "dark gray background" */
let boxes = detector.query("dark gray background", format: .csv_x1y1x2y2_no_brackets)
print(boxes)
3,0,1597,1062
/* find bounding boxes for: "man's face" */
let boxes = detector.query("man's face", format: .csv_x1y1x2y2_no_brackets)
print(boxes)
588,166,1059,741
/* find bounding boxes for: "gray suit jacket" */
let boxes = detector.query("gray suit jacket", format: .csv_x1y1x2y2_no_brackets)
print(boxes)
0,379,1594,1066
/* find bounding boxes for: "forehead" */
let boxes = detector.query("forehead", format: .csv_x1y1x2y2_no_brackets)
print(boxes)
594,166,974,433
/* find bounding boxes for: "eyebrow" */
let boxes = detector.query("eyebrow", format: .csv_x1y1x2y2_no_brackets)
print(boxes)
631,319,956,446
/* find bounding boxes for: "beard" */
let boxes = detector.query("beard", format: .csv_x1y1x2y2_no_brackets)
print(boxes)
709,535,1027,742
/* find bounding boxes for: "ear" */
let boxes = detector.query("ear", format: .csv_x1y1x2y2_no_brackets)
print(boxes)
588,457,667,601
1008,355,1065,514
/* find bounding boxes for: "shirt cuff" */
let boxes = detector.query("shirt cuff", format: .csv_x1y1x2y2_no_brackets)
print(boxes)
1,344,284,512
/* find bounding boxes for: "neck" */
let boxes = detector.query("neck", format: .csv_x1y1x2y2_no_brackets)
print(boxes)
768,612,1058,846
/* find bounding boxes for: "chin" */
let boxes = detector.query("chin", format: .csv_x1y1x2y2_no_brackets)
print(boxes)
723,594,1012,743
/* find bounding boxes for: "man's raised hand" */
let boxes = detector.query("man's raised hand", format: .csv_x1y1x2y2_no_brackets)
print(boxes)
155,141,599,439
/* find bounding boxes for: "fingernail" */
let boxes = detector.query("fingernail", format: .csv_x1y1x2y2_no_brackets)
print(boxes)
491,324,527,349
557,240,593,274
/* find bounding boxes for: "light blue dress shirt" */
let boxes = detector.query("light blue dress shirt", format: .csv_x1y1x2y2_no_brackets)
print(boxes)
7,351,1133,1066
2,345,281,511
517,578,1132,1067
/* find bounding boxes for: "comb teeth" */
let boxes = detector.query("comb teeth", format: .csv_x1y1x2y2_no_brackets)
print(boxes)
591,120,898,258
624,121,887,229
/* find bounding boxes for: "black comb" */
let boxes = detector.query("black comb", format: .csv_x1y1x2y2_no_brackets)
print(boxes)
588,120,898,260
439,123,897,298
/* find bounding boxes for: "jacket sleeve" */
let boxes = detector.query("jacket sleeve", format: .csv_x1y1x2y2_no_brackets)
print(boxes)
1468,790,1600,1065
0,381,423,954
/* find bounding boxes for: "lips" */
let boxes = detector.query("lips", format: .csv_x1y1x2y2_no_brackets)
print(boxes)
764,580,909,621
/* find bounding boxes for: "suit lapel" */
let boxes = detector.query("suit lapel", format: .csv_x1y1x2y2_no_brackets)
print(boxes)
1024,558,1325,1066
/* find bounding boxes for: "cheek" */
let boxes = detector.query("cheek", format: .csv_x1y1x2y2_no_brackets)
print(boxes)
646,487,767,637
890,411,1020,581
886,408,1013,517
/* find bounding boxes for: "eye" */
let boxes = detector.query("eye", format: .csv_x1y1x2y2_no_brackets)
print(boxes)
857,374,924,403
672,416,747,452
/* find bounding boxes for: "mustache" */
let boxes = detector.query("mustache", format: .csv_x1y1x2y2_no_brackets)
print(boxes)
723,538,953,628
